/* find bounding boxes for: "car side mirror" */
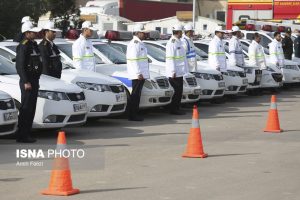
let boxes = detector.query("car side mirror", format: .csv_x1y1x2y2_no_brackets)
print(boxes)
11,58,16,62
148,58,152,63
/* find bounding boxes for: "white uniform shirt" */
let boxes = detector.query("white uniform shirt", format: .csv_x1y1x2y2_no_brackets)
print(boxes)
269,39,285,67
228,36,245,67
126,36,150,80
165,35,188,78
181,34,197,72
248,40,267,69
208,36,227,72
72,34,96,71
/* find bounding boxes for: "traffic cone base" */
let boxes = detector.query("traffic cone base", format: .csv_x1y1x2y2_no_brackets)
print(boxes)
182,153,208,158
263,129,283,133
41,188,79,196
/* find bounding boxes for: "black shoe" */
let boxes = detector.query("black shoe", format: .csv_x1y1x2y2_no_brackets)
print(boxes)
16,137,37,143
170,110,186,115
128,115,144,121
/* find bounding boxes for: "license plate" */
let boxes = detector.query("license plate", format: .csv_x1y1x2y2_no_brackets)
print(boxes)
4,111,18,121
218,82,225,88
256,75,262,82
193,89,201,95
243,79,248,84
73,103,87,112
165,91,173,97
116,94,126,102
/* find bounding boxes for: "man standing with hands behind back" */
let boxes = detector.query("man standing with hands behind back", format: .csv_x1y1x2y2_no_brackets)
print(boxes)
126,24,150,121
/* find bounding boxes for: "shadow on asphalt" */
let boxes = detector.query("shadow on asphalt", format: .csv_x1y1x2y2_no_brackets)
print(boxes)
79,187,147,194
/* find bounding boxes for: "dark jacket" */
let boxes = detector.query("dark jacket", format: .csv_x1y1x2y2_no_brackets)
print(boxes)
16,39,42,83
38,38,62,79
282,35,293,59
294,36,300,58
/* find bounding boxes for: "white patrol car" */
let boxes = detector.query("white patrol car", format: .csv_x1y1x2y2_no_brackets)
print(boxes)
193,40,248,95
0,41,127,118
143,40,227,100
54,40,175,109
0,56,88,129
240,40,298,85
0,90,18,136
102,40,202,103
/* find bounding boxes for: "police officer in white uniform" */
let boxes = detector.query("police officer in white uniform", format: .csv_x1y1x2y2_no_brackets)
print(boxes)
166,24,188,115
229,26,245,68
72,21,97,71
269,32,285,68
126,24,150,121
181,23,197,72
248,33,267,69
208,26,227,72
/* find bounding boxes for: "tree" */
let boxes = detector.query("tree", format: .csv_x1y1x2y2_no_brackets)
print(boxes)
0,0,79,39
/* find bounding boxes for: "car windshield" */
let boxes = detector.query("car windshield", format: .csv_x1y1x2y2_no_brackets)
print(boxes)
56,43,104,65
194,43,209,54
144,43,166,62
93,44,127,64
0,56,17,75
109,43,127,54
6,45,17,53
194,46,208,59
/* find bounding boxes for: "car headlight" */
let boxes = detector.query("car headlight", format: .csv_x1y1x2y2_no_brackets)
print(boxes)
266,67,275,72
76,82,111,92
38,90,69,101
151,80,158,89
227,70,236,77
143,80,153,89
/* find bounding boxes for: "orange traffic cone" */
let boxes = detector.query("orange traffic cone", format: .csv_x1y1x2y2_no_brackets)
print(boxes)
182,105,208,158
41,131,80,196
264,95,283,133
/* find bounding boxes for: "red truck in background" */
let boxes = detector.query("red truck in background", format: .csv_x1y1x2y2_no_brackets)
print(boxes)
227,0,300,29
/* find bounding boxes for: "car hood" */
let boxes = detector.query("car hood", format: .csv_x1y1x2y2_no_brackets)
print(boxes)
62,69,123,85
1,75,83,93
0,90,12,100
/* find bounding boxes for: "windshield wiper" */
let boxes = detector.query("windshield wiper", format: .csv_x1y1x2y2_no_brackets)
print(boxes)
113,61,127,64
0,73,10,75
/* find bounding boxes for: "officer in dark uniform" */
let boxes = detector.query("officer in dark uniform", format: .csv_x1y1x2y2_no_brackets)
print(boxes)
16,21,42,143
282,28,293,60
39,21,62,79
294,29,300,58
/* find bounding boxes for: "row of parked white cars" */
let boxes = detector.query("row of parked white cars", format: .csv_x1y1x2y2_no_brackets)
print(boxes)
0,29,299,136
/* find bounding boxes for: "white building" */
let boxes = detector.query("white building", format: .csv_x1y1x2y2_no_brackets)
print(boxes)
126,16,225,36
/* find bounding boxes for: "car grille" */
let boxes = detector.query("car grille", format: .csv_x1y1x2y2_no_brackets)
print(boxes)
67,92,85,101
202,90,213,95
214,90,224,95
111,104,125,111
272,73,283,82
159,97,171,103
238,72,247,78
0,124,15,133
156,78,170,89
186,77,197,87
188,94,199,99
0,99,15,110
213,74,223,81
255,69,262,75
239,86,247,91
68,114,86,122
109,85,125,93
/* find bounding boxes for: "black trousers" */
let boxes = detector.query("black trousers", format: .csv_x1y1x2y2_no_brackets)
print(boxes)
168,77,183,111
129,79,145,117
17,80,39,139
284,53,292,60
